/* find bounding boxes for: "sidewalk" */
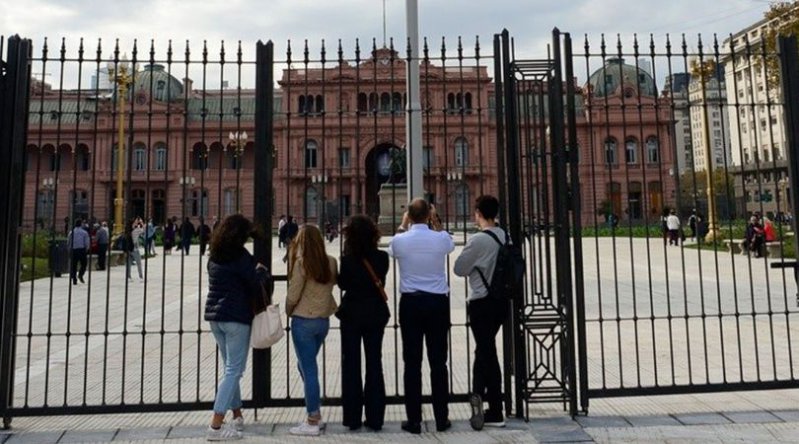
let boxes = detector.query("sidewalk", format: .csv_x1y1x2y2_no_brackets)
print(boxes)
4,393,799,443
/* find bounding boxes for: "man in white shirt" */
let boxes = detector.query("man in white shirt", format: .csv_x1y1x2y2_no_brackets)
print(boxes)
666,209,681,246
388,198,455,434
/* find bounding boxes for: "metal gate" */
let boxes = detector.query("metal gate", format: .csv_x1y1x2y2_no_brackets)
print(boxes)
497,26,799,417
493,29,582,417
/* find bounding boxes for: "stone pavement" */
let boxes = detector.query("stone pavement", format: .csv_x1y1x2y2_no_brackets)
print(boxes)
5,398,799,442
6,234,799,442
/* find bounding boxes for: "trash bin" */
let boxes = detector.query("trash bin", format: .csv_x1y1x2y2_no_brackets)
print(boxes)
48,239,69,277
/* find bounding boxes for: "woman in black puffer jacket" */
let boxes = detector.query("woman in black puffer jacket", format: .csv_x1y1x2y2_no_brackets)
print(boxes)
204,214,269,440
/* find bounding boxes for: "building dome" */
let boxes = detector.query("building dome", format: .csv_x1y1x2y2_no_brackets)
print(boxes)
133,64,184,102
586,58,657,98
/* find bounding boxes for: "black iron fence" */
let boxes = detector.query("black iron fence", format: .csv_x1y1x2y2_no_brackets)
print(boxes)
2,25,799,426
0,33,505,425
569,32,799,409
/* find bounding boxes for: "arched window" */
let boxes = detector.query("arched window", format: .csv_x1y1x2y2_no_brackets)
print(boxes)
455,183,470,218
368,93,378,111
133,143,147,171
465,92,473,112
604,138,617,164
304,140,318,168
315,94,324,113
447,93,456,112
76,144,90,171
380,93,391,113
305,187,319,219
646,136,659,163
392,92,402,112
130,189,146,219
154,143,167,171
454,137,469,167
298,95,306,113
192,143,208,170
71,191,89,220
357,93,368,113
50,150,61,172
625,138,638,164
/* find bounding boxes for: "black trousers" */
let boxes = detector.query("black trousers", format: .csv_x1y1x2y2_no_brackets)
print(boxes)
96,243,107,270
399,292,450,425
200,241,208,256
70,249,87,281
340,322,386,429
468,296,507,413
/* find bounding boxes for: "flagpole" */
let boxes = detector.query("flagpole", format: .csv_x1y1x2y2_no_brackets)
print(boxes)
405,0,424,201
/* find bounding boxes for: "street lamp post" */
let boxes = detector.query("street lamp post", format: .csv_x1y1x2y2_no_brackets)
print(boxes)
109,59,133,236
691,58,721,242
180,176,196,216
229,131,248,212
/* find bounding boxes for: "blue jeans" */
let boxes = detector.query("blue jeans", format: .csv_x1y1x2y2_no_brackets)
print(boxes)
291,316,329,416
210,321,251,415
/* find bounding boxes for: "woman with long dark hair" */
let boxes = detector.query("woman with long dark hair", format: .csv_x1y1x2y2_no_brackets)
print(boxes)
286,225,338,436
204,214,270,440
336,215,390,431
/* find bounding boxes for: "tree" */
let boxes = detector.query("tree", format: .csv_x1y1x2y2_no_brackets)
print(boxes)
763,1,799,91
678,168,736,217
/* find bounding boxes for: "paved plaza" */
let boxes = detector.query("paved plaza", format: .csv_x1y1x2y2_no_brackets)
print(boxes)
5,235,799,442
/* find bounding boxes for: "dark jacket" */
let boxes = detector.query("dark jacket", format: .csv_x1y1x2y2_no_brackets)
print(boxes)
337,249,390,326
204,248,269,325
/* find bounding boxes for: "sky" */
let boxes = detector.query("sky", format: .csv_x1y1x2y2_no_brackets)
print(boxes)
0,0,774,88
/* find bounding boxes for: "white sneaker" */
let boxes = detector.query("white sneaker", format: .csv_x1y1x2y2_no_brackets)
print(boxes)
232,416,244,432
206,425,241,441
289,421,321,436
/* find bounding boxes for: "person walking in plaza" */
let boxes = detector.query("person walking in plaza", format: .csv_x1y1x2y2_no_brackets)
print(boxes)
204,214,271,441
126,219,144,282
68,219,90,285
95,221,109,271
388,198,455,434
666,209,681,246
336,215,390,431
277,214,287,249
180,217,196,255
164,218,176,255
145,218,157,256
454,195,508,430
286,225,338,436
198,217,212,256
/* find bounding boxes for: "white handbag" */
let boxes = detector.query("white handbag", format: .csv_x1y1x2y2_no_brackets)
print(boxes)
251,303,284,349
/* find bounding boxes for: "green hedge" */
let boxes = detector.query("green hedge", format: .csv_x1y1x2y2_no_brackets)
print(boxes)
19,257,49,282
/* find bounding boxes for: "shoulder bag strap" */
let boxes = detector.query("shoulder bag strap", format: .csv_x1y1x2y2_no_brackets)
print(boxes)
362,258,388,302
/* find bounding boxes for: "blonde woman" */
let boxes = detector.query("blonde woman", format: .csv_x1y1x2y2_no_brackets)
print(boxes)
286,225,338,436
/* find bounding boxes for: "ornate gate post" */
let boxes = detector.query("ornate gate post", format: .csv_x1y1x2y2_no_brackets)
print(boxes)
0,35,32,429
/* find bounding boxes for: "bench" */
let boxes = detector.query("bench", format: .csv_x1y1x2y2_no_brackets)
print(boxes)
723,238,789,258
723,239,749,255
87,250,125,267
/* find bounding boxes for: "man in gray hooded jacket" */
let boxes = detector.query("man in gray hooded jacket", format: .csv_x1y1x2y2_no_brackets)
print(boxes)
454,195,508,430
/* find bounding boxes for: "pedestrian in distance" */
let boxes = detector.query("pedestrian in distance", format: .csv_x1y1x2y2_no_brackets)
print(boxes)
336,215,390,431
199,217,212,257
68,219,90,285
666,209,681,246
180,217,196,255
95,221,110,271
388,198,455,434
453,195,508,430
164,218,176,255
204,214,271,441
286,225,338,436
